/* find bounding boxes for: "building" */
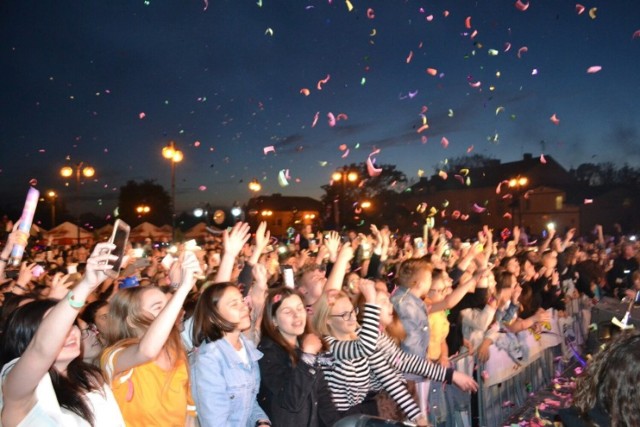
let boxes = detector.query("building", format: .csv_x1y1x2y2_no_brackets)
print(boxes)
404,154,581,239
245,194,323,238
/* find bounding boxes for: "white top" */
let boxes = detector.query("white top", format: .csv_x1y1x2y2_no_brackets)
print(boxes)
235,341,250,365
0,358,125,427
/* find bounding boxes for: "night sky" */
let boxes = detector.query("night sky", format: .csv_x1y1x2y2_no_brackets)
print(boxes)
1,0,639,218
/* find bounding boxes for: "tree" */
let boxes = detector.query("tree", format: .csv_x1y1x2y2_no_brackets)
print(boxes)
320,163,407,229
117,180,171,226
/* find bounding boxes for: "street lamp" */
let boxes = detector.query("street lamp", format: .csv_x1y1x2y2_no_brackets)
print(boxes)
162,141,183,241
508,176,528,227
331,168,359,229
47,190,57,228
136,204,151,217
248,179,262,193
60,162,96,245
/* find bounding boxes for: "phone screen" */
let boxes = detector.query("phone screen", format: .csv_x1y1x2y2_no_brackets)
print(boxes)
282,266,295,289
108,220,130,277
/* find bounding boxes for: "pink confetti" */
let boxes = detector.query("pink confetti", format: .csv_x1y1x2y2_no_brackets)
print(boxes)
263,145,275,155
29,178,38,186
514,0,529,11
441,137,449,148
517,46,528,59
317,74,330,90
339,144,347,151
203,0,208,11
503,212,512,219
138,112,146,119
587,65,602,74
421,136,428,144
504,42,512,52
633,30,640,39
467,145,474,153
550,114,560,125
443,10,449,17
426,15,433,22
327,112,336,127
472,203,486,213
300,88,310,96
469,80,481,88
406,50,413,63
341,149,350,158
311,111,320,127
426,68,438,76
465,16,472,29
576,4,585,14
367,8,375,19
460,214,469,221
574,367,583,375
198,185,207,191
194,141,201,147
366,149,382,177
584,198,593,204
452,210,461,219
336,113,349,121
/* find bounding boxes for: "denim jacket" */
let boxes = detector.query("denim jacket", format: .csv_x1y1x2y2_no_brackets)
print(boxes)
190,335,269,427
391,286,430,382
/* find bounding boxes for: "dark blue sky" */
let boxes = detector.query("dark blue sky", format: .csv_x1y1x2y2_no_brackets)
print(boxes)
1,0,639,217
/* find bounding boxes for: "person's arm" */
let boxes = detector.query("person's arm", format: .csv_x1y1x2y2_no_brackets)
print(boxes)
191,344,233,425
247,221,270,267
0,227,19,280
538,227,556,253
327,281,379,359
2,243,115,424
323,243,353,294
109,255,199,375
244,263,268,343
214,222,251,283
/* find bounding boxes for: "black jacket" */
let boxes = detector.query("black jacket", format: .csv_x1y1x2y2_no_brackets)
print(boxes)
257,336,339,427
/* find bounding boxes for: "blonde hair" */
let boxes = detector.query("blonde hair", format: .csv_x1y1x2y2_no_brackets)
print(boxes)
105,286,185,365
312,290,350,337
396,258,433,289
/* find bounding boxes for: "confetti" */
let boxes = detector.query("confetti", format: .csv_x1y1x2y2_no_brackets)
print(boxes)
441,137,449,148
366,149,382,177
417,124,429,133
203,0,208,11
345,0,353,12
438,170,448,180
265,28,274,36
426,68,438,76
278,169,290,187
504,42,512,52
496,180,509,194
584,198,593,204
540,154,547,164
452,210,461,219
588,7,597,19
448,109,454,117
339,144,348,151
263,146,275,155
341,149,350,158
503,212,512,219
311,111,320,127
194,141,201,147
472,203,486,213
29,178,38,186
367,8,375,19
633,30,640,39
488,49,499,56
139,112,146,119
496,106,505,115
575,4,585,15
465,16,472,29
586,65,602,74
517,46,528,59
198,185,207,191
550,113,560,125
300,88,310,96
466,145,474,153
406,50,413,63
327,112,336,127
317,74,331,90
514,0,529,11
454,174,464,184
336,113,349,121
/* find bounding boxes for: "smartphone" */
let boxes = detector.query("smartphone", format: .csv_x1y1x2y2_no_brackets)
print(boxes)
106,219,130,278
132,248,145,258
66,264,78,275
282,265,295,289
414,237,424,249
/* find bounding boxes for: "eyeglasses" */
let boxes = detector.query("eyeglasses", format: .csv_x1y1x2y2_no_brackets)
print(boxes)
329,307,359,321
80,325,99,339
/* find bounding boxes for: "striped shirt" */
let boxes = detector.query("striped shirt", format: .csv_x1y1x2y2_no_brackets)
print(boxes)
322,304,452,421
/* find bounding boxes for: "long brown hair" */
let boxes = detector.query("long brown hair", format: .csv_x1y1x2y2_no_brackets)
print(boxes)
261,287,305,366
191,282,238,347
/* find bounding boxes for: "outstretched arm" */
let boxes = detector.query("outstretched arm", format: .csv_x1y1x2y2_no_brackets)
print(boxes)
2,243,116,426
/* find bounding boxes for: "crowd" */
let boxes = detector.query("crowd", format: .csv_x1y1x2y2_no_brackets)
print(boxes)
0,217,639,427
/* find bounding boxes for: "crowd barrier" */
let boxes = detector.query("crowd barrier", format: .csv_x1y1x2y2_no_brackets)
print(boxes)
434,295,593,427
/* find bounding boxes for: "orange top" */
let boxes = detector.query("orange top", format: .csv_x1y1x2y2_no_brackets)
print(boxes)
101,345,195,427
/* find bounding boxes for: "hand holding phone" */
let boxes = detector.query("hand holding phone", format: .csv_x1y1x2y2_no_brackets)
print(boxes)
106,220,131,278
282,265,295,289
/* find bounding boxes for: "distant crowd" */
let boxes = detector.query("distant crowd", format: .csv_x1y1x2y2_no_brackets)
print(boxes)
0,217,639,427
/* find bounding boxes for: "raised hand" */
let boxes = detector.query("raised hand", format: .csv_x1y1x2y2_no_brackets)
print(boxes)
324,231,341,262
359,279,377,304
254,221,271,254
223,222,251,258
81,242,117,291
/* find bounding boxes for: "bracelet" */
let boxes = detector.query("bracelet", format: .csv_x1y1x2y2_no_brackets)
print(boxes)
67,291,86,309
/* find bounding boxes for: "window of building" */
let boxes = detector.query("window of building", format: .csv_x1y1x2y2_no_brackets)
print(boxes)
555,195,563,210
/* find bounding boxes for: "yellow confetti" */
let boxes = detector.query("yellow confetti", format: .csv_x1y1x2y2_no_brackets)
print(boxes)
370,29,377,37
488,49,499,56
496,106,505,116
346,0,353,12
588,7,597,19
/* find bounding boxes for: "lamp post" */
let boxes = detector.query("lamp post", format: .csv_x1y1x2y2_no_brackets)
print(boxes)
47,190,57,228
162,141,183,241
331,168,359,229
508,176,528,228
136,204,151,218
60,162,95,245
248,178,262,193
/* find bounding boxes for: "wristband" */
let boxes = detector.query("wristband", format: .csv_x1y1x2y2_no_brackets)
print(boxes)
67,291,86,309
